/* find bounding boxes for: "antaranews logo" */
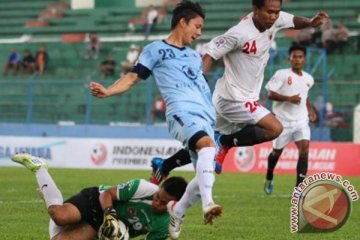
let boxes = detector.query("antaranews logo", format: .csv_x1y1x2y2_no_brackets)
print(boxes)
290,172,358,233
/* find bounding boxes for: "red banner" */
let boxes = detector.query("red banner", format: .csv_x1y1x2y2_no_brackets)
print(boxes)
222,142,360,176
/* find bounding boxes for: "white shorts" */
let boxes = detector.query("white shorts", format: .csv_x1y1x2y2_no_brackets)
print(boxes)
273,117,310,149
213,93,270,134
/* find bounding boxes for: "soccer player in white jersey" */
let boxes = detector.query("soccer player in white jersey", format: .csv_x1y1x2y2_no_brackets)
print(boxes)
90,1,222,239
11,153,187,240
202,0,328,172
150,0,328,185
263,44,317,194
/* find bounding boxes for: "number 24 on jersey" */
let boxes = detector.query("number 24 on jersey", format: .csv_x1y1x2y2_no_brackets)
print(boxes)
242,41,257,54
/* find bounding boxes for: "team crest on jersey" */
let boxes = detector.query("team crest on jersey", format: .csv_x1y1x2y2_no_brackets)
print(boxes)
127,207,136,216
215,37,226,48
182,65,197,80
287,76,293,85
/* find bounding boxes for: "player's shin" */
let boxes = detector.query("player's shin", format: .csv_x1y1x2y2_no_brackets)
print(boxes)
163,149,192,174
221,125,267,147
196,147,216,207
296,156,308,186
176,178,201,216
35,166,63,208
266,152,280,180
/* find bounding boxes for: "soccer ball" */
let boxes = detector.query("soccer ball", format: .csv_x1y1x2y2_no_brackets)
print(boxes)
98,219,129,240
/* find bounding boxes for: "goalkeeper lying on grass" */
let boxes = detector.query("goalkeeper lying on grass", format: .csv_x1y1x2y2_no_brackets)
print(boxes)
11,153,187,240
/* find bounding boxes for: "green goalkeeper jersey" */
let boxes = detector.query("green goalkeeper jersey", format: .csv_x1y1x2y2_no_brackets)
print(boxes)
99,179,169,240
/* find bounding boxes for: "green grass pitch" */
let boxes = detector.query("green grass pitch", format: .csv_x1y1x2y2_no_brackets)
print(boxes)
0,167,359,240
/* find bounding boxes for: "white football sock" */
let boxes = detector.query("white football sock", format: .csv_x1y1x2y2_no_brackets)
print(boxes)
35,166,63,208
49,219,63,239
196,147,216,208
175,178,201,218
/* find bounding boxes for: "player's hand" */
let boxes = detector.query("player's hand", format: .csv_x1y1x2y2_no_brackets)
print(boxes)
99,208,119,238
309,110,318,123
288,94,301,105
90,82,110,98
310,11,329,27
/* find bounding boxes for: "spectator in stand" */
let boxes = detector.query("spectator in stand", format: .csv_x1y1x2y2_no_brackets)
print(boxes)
324,102,349,128
99,54,116,80
335,22,349,54
151,94,166,124
3,48,20,76
162,0,181,7
120,44,141,75
321,19,337,54
35,45,50,76
85,32,101,59
296,27,315,47
161,0,181,24
144,5,158,40
311,28,322,48
20,49,36,74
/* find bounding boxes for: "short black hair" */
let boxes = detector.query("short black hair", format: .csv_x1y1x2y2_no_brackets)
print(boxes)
252,0,282,9
161,176,187,201
289,44,307,56
171,1,205,30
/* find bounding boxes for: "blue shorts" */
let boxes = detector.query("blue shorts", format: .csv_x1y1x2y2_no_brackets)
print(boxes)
167,113,215,164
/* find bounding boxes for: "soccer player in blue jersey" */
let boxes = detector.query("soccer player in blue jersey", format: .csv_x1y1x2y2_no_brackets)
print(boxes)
90,1,223,239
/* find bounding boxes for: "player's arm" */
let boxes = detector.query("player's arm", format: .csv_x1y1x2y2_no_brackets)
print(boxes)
268,90,301,105
266,71,301,104
293,12,329,29
202,54,214,75
306,98,318,122
99,186,118,210
90,72,141,98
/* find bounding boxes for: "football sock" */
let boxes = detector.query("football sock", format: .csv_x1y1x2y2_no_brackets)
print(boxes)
220,125,267,147
35,166,63,208
196,147,216,208
175,178,200,218
162,149,191,176
266,152,280,180
49,219,63,239
296,156,308,186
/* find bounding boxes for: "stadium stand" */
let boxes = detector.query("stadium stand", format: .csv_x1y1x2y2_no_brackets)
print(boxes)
0,0,359,141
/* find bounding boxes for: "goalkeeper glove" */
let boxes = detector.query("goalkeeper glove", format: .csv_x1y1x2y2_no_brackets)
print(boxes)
99,207,119,238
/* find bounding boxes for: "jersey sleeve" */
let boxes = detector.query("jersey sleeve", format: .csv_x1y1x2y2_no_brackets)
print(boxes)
137,44,159,71
130,44,161,80
265,70,284,92
116,179,158,201
275,11,295,30
308,74,315,89
204,25,241,60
